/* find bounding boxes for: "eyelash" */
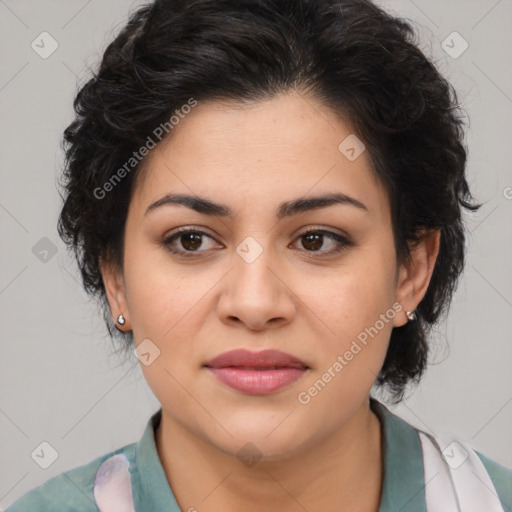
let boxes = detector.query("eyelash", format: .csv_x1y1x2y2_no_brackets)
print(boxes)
161,227,353,257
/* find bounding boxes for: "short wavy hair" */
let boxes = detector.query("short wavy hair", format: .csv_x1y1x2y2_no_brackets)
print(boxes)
57,0,481,403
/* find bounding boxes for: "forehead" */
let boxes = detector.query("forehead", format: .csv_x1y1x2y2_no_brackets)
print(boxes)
130,92,390,223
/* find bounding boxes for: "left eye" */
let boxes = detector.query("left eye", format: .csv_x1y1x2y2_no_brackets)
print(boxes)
162,228,352,256
294,229,351,254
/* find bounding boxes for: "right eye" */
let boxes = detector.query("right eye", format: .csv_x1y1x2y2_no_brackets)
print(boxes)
162,228,222,256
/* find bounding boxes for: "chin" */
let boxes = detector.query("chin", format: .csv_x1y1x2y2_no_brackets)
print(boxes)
205,417,312,463
215,436,308,466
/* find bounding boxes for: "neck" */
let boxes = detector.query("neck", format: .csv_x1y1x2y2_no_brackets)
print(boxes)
156,399,383,512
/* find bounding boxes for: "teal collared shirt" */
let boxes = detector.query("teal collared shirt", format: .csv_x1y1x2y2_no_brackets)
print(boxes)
5,398,512,511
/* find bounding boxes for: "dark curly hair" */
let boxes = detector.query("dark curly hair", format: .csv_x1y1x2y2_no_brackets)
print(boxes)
57,0,481,403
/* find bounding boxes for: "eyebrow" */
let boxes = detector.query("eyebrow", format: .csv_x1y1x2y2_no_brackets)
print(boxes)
145,192,368,219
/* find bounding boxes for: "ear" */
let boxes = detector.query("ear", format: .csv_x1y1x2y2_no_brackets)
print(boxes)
393,229,441,327
99,256,130,331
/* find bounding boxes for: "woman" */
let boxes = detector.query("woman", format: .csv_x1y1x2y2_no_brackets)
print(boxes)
6,0,511,510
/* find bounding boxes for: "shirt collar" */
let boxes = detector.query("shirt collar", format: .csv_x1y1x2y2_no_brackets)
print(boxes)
134,399,427,512
133,409,182,511
371,397,427,512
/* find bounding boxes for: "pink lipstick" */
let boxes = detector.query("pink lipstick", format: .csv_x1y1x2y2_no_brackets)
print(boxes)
204,349,309,395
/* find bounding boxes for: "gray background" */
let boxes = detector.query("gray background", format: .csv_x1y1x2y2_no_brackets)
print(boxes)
1,0,511,508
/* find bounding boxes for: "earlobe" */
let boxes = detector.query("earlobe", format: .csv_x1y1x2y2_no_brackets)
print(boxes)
393,229,441,327
99,256,130,331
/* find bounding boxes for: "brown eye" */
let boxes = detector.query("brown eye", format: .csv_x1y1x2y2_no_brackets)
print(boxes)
294,229,352,255
162,227,352,258
179,232,203,251
162,229,220,255
301,232,324,251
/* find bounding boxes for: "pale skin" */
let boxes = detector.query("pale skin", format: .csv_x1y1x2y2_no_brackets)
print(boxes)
100,91,440,512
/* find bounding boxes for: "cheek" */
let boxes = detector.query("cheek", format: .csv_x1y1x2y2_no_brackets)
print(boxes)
303,255,396,339
124,248,211,420
296,249,397,398
123,241,207,338
295,270,396,417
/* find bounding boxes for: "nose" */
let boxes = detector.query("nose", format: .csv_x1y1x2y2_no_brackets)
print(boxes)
216,241,296,331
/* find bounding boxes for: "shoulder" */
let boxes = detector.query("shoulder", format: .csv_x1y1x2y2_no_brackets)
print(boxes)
418,427,511,511
475,449,512,511
4,443,137,512
371,398,511,511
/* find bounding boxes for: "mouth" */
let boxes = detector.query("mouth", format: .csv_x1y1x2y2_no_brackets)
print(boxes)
204,349,309,395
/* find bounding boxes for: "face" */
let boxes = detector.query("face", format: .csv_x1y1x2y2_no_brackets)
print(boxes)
101,92,438,460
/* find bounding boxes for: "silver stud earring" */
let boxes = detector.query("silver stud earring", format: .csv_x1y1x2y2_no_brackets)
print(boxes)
406,310,417,321
116,314,126,325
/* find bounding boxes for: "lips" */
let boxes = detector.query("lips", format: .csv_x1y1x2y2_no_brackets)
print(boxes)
204,349,309,395
204,349,308,370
